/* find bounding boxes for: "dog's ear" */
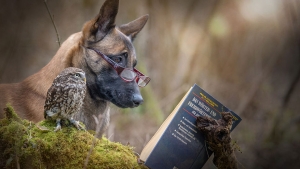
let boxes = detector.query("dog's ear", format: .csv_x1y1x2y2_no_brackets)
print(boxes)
118,15,149,41
83,0,119,42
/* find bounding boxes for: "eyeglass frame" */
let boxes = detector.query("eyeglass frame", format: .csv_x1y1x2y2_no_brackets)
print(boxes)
86,47,151,87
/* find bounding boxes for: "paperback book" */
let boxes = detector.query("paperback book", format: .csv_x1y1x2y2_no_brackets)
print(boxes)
140,84,242,169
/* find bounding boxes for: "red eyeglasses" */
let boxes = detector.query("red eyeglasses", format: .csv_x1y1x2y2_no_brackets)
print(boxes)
87,47,151,87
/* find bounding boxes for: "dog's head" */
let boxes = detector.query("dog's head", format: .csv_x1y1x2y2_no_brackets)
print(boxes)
80,0,149,108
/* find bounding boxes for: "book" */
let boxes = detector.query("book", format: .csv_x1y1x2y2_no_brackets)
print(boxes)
140,84,242,169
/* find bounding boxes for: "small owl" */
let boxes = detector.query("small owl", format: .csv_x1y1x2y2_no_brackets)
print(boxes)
44,67,86,131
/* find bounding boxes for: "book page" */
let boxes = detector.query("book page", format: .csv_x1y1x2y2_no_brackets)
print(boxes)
140,87,192,161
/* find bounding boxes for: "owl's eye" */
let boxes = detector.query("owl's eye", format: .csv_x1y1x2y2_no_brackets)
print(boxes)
74,73,80,77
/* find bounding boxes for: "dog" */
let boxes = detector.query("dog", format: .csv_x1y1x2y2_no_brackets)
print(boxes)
0,0,149,136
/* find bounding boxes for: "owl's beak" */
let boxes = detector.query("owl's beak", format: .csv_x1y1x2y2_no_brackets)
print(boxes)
78,72,86,83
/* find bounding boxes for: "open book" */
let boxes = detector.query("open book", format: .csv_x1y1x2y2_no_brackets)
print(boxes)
140,84,242,169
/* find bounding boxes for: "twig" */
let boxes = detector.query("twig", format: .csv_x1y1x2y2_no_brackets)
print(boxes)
15,155,20,169
84,108,110,168
84,115,100,169
283,63,300,108
44,0,61,47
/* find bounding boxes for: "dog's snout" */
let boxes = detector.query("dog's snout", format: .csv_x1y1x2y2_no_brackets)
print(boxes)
132,94,143,106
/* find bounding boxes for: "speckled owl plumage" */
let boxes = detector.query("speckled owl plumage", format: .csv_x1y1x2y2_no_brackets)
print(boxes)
44,67,87,131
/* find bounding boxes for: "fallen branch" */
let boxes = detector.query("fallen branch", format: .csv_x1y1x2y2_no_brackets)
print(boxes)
196,112,238,169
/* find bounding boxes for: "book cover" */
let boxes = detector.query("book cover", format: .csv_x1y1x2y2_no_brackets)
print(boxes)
140,84,242,169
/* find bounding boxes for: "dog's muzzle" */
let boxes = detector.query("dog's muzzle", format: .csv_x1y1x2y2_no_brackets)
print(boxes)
132,93,143,106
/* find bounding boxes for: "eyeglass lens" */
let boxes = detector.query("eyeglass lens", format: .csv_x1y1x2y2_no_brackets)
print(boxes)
137,76,149,87
120,69,136,81
120,69,149,87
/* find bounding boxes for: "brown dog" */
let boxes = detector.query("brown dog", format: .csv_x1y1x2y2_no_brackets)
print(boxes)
0,0,149,135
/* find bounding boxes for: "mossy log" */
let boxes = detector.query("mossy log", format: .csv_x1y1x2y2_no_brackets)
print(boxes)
0,105,148,169
196,112,238,169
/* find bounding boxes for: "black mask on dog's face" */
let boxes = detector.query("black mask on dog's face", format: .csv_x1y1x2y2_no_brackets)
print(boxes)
84,47,144,108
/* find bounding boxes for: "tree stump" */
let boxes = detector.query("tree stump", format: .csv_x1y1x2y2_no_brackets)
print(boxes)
196,112,238,169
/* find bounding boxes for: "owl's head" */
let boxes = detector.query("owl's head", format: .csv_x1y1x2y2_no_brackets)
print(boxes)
55,67,86,85
72,71,86,83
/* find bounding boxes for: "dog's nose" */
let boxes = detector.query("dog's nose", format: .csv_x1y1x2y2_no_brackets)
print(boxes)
132,94,143,106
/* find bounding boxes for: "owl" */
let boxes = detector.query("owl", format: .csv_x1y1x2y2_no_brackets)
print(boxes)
44,67,87,131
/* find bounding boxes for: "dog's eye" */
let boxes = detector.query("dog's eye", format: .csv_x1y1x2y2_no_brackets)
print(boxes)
112,56,122,63
122,52,128,58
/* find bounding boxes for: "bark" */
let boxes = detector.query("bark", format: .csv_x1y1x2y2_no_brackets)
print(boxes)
196,112,238,169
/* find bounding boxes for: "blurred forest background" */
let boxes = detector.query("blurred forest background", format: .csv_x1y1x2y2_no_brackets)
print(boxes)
0,0,300,168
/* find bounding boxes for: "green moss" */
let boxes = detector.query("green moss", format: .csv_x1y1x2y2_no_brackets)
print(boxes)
0,105,148,169
3,103,21,122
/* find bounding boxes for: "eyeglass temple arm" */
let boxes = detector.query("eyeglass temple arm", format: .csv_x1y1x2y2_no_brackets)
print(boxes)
134,68,145,76
86,47,150,83
86,47,122,70
134,68,151,83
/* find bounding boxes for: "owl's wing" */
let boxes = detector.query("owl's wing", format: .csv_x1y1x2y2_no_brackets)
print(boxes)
44,85,61,119
45,108,60,119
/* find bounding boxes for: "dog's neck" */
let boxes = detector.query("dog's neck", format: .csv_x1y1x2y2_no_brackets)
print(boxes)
23,32,83,97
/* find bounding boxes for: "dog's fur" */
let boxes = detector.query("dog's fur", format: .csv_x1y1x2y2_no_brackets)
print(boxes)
0,0,148,135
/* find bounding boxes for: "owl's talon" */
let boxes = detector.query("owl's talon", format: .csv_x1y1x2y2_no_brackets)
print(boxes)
54,123,62,132
70,119,86,131
54,119,62,132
